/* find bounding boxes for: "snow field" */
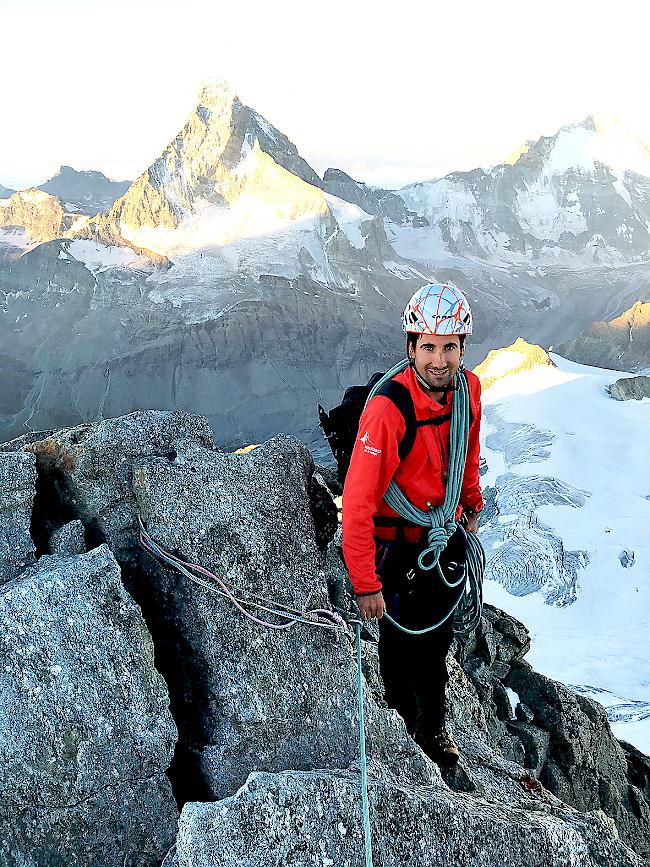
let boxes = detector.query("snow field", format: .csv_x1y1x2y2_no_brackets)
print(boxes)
480,354,650,752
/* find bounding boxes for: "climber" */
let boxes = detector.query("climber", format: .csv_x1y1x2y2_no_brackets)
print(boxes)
341,283,484,767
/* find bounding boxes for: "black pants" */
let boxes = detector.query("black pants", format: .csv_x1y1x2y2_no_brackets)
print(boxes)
376,528,466,735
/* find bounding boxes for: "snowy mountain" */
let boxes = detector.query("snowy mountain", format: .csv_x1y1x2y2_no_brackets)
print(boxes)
389,115,650,267
2,88,649,448
555,300,650,372
73,81,414,298
0,189,71,248
0,83,431,445
477,341,650,752
39,165,130,214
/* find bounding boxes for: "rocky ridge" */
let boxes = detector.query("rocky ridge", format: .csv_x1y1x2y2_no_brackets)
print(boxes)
392,115,650,267
2,91,650,455
474,336,556,391
39,165,131,215
556,301,650,372
1,409,649,865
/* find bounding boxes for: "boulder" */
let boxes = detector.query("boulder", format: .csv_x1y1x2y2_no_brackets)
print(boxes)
50,518,86,555
132,434,433,801
609,375,650,401
0,544,178,865
167,769,643,867
22,410,214,556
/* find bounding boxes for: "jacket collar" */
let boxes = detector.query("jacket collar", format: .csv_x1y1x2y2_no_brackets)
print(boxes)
404,365,451,414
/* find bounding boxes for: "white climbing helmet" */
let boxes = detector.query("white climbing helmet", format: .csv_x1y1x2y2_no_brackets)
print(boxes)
402,283,473,336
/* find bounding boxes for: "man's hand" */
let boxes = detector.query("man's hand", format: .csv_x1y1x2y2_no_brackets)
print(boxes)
356,591,386,621
461,510,479,534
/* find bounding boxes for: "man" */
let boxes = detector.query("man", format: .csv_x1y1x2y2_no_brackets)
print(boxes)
342,283,484,766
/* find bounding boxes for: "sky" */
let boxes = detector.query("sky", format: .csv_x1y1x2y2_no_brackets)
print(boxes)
2,0,650,191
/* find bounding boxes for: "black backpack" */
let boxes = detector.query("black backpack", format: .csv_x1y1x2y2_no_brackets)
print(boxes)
318,374,420,485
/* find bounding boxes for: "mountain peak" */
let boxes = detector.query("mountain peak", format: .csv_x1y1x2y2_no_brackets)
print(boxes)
96,78,325,252
510,114,650,179
197,79,236,103
38,166,131,214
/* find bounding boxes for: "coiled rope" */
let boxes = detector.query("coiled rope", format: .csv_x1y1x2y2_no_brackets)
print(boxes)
365,357,485,636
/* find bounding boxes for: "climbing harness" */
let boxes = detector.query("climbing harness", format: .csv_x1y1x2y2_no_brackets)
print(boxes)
365,358,486,637
137,516,375,865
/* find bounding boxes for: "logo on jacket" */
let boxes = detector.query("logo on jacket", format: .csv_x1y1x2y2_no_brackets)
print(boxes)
358,431,381,456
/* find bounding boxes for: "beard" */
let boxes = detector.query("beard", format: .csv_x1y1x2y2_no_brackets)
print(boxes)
422,365,454,390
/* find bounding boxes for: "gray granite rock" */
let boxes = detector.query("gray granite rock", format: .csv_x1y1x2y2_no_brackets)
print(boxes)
508,721,551,776
610,375,650,401
169,769,643,866
3,409,648,864
508,662,650,858
50,518,86,555
0,450,36,584
0,544,179,865
132,434,435,801
23,410,214,557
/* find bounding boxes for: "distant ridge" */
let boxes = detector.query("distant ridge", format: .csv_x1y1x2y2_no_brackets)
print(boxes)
555,301,650,372
39,165,130,214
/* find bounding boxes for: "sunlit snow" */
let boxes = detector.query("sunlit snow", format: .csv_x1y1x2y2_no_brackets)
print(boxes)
481,351,526,379
480,353,650,752
65,239,149,273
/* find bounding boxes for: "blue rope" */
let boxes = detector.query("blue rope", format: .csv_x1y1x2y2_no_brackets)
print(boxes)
355,621,373,867
364,358,485,636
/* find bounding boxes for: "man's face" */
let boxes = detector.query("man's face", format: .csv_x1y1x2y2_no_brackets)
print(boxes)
408,333,463,391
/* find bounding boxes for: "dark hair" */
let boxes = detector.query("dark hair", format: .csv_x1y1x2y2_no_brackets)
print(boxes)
406,333,466,355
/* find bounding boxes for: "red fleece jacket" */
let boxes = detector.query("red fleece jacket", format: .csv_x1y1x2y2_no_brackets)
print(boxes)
342,365,484,595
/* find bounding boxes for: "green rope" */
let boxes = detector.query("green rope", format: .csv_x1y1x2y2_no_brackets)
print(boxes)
365,357,485,636
355,621,373,867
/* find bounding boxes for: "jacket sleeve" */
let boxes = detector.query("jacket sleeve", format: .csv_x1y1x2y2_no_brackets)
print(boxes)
459,379,484,515
341,397,403,595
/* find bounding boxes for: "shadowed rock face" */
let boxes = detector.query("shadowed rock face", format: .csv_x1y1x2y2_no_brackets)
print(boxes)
460,608,650,860
0,544,179,865
557,301,650,372
322,167,428,227
39,165,131,215
2,409,649,865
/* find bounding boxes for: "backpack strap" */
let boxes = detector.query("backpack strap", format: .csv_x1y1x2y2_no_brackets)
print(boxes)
375,373,473,454
375,380,417,460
